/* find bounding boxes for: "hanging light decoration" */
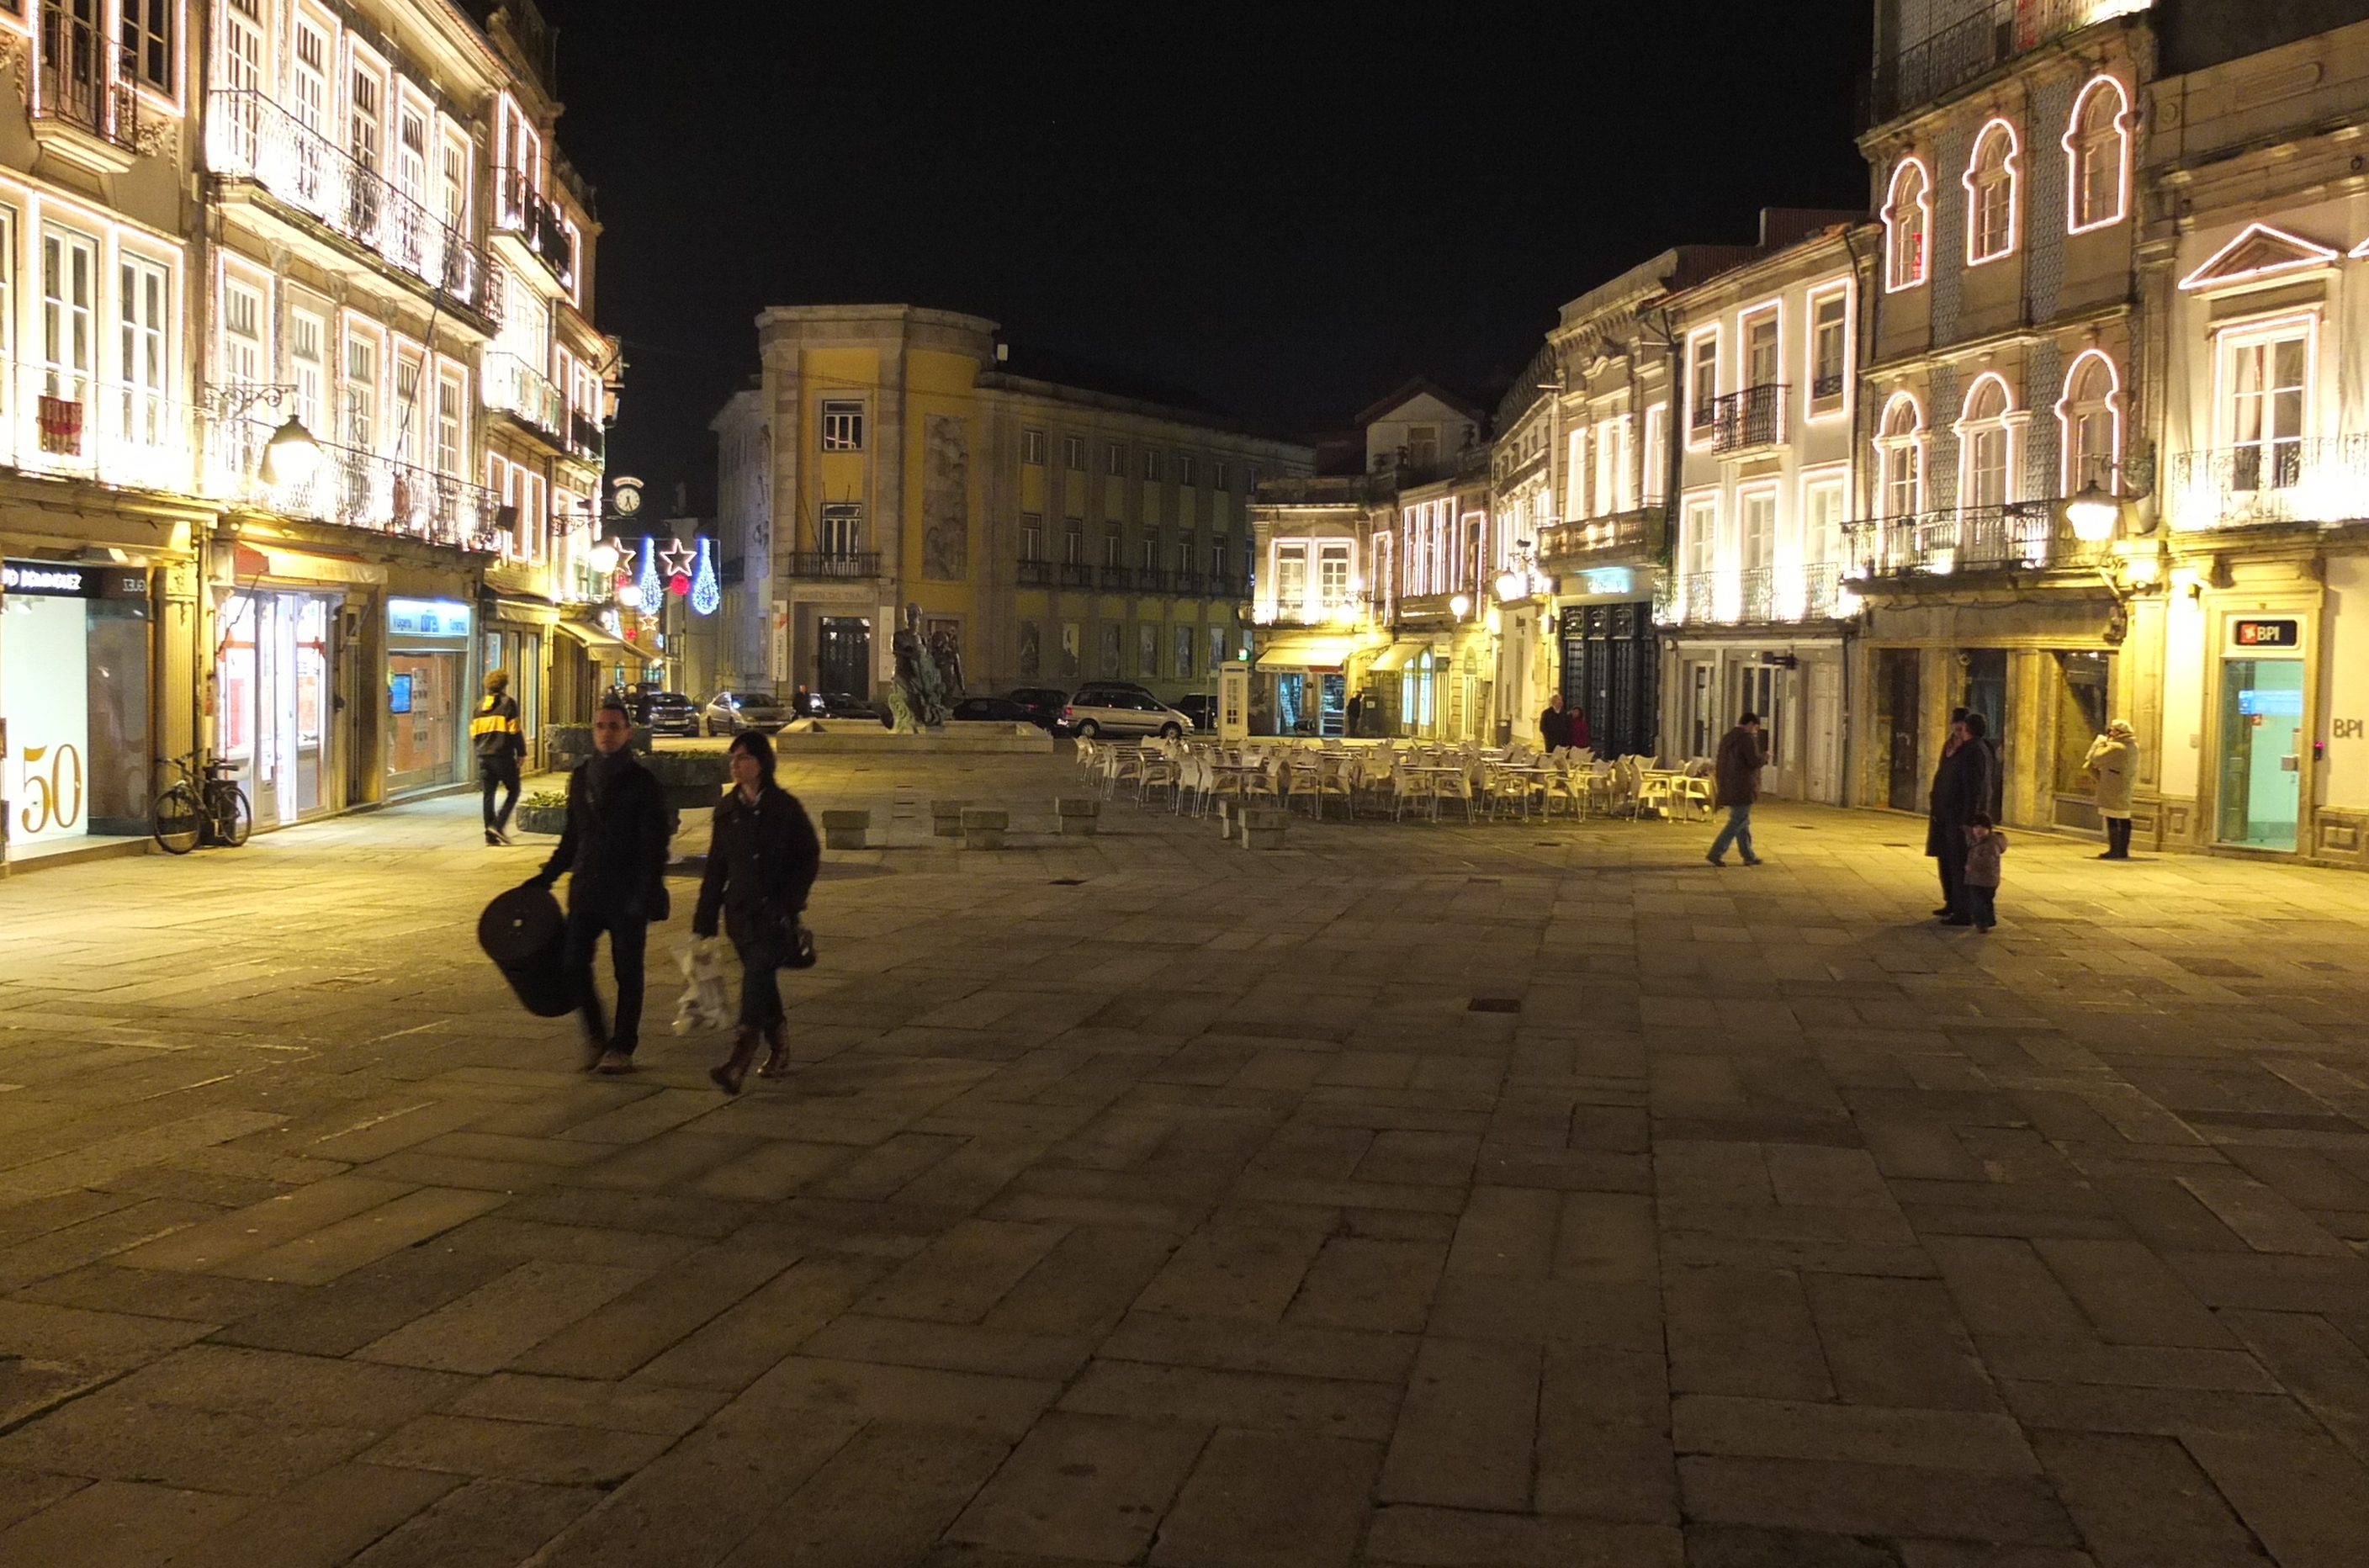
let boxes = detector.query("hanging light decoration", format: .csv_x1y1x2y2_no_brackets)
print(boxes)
635,537,660,611
690,537,721,616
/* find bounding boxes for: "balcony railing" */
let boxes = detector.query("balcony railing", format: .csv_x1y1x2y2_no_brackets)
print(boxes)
1019,559,1240,596
1539,506,1663,567
1670,562,1848,624
1710,384,1786,453
34,64,139,153
482,352,567,447
209,413,503,549
1845,501,2107,580
1862,0,2120,127
569,411,604,462
782,551,879,579
493,167,576,289
2168,437,2369,530
207,88,487,311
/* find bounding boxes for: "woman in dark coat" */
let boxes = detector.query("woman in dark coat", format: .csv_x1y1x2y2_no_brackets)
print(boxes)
695,731,821,1093
1926,712,1995,924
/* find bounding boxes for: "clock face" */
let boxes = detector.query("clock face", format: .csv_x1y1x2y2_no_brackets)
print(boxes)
614,485,643,516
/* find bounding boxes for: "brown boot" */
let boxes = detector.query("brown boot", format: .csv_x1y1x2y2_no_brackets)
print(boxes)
709,1025,761,1095
758,1018,792,1078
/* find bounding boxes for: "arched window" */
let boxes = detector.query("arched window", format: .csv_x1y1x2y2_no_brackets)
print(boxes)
2056,352,2121,495
1883,159,1930,290
1876,394,1925,517
1964,120,2020,264
2065,77,2130,232
1957,374,2016,510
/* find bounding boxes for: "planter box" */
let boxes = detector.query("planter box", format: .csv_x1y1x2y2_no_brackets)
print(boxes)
960,808,1008,850
1055,797,1100,836
821,809,870,850
515,797,568,835
1242,808,1289,851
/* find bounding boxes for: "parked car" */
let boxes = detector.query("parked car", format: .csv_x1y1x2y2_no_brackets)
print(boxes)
1064,689,1195,739
811,691,889,723
1005,686,1069,731
700,689,792,736
951,696,1036,723
1069,680,1158,707
1174,694,1219,732
613,687,701,737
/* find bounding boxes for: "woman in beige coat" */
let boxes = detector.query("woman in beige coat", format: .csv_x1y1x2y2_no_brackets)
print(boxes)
2085,720,2138,859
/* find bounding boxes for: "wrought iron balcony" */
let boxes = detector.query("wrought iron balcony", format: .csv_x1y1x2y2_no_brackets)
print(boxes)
1860,0,2112,128
493,167,576,289
782,551,879,579
1811,372,1847,402
1845,501,2107,581
569,411,605,462
1669,562,1848,624
1710,384,1787,453
207,89,487,311
1538,506,1663,569
209,414,503,549
2167,437,2369,530
1016,559,1052,586
34,64,139,156
483,352,567,448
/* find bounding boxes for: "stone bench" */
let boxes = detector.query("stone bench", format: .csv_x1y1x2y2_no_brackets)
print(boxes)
1242,808,1290,851
1055,797,1100,837
960,808,1009,850
819,809,870,850
930,799,972,838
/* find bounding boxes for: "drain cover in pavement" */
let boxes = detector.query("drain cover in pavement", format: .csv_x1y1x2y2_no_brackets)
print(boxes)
1049,878,1085,886
1469,998,1521,1014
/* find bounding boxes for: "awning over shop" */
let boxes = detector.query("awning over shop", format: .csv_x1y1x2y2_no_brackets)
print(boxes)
554,618,634,656
484,591,560,626
229,543,386,587
1254,633,1355,671
1366,639,1428,673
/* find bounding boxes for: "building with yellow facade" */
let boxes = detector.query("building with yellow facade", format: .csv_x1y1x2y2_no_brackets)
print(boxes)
739,307,1307,707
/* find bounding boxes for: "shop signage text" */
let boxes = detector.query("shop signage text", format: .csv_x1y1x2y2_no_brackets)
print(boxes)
388,598,471,639
2,559,141,599
2233,618,2299,649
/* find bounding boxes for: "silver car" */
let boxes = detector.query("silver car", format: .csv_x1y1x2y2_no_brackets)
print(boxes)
701,689,791,736
1063,690,1195,739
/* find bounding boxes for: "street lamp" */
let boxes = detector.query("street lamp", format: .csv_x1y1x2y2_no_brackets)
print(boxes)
258,416,321,487
1494,569,1524,604
1449,593,1472,620
2066,481,2119,543
588,542,620,575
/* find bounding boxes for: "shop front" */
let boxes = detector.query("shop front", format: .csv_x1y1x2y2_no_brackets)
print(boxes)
1251,632,1354,737
213,542,390,829
1557,592,1659,760
386,596,474,797
554,612,637,725
1663,634,1847,803
480,594,554,766
2,557,156,858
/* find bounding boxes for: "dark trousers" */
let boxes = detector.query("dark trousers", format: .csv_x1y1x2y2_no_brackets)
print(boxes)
565,903,647,1053
1936,843,1969,916
733,938,783,1029
1964,884,1997,927
2103,817,2132,857
480,755,521,833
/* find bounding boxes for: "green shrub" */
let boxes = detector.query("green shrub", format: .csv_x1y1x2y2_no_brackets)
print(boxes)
515,791,569,835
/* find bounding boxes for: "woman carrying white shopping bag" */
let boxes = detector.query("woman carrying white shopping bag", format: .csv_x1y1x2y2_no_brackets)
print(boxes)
692,731,821,1094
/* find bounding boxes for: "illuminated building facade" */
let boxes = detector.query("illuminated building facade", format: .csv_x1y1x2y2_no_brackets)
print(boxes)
2138,12,2369,866
745,305,1306,711
1848,0,2155,832
1661,213,1874,804
199,0,615,823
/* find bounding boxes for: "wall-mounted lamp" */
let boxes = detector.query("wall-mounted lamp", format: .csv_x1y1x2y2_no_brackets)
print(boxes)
2066,480,2119,543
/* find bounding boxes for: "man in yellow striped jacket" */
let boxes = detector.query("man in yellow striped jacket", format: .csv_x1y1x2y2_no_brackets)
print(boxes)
472,669,526,845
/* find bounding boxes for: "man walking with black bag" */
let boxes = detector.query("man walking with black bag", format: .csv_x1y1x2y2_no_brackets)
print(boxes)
524,699,673,1073
472,668,526,845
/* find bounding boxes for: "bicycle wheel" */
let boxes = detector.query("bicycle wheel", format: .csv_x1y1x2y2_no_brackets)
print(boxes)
216,783,254,848
153,782,203,855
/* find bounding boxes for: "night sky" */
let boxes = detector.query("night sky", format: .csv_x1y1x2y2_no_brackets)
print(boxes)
541,2,1874,508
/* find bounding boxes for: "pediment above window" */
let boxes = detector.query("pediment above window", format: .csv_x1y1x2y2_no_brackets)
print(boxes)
2180,223,2340,293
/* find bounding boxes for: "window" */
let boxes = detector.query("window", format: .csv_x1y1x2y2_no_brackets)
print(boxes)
1141,448,1163,481
1743,310,1778,389
1810,290,1847,405
1102,522,1121,568
1140,534,1158,572
289,309,323,431
1683,495,1716,577
2225,325,2308,492
1597,418,1630,513
2057,352,2120,495
120,0,172,95
1319,543,1350,606
442,136,469,235
1405,425,1438,469
1022,427,1046,465
1178,455,1196,487
1740,488,1776,572
1020,512,1043,561
1175,625,1194,679
220,277,261,388
1275,545,1307,614
118,254,167,447
1212,461,1228,490
1105,442,1126,477
819,501,863,555
1965,120,2020,264
1876,395,1924,517
1642,405,1667,502
41,227,96,406
1210,537,1227,577
1958,376,2014,509
1063,434,1084,469
2066,77,2129,232
1688,332,1719,432
1566,427,1587,518
819,400,863,451
1138,624,1159,677
1803,476,1846,569
1063,519,1084,564
1884,159,1930,290
436,367,464,477
345,330,378,456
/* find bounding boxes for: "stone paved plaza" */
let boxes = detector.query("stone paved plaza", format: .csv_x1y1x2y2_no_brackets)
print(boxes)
4,747,2369,1567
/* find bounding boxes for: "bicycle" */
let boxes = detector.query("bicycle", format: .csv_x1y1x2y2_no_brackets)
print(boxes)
153,754,253,855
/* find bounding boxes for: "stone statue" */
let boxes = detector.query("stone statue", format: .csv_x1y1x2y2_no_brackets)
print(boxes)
892,604,946,728
930,626,966,703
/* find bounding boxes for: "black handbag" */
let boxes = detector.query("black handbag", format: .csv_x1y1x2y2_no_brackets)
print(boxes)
761,903,818,969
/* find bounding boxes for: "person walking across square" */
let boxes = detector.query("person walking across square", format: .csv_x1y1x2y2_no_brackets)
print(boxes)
472,669,525,845
696,731,821,1094
1706,712,1767,866
525,698,673,1073
1962,813,2007,931
1539,692,1571,753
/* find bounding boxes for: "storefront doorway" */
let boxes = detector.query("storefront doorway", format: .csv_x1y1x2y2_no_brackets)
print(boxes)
1879,649,1921,811
2218,654,2304,851
219,591,339,827
3,558,153,851
1561,601,1656,759
385,596,471,797
818,616,870,697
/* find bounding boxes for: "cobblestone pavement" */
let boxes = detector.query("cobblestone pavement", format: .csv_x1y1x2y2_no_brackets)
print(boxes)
4,747,2369,1567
